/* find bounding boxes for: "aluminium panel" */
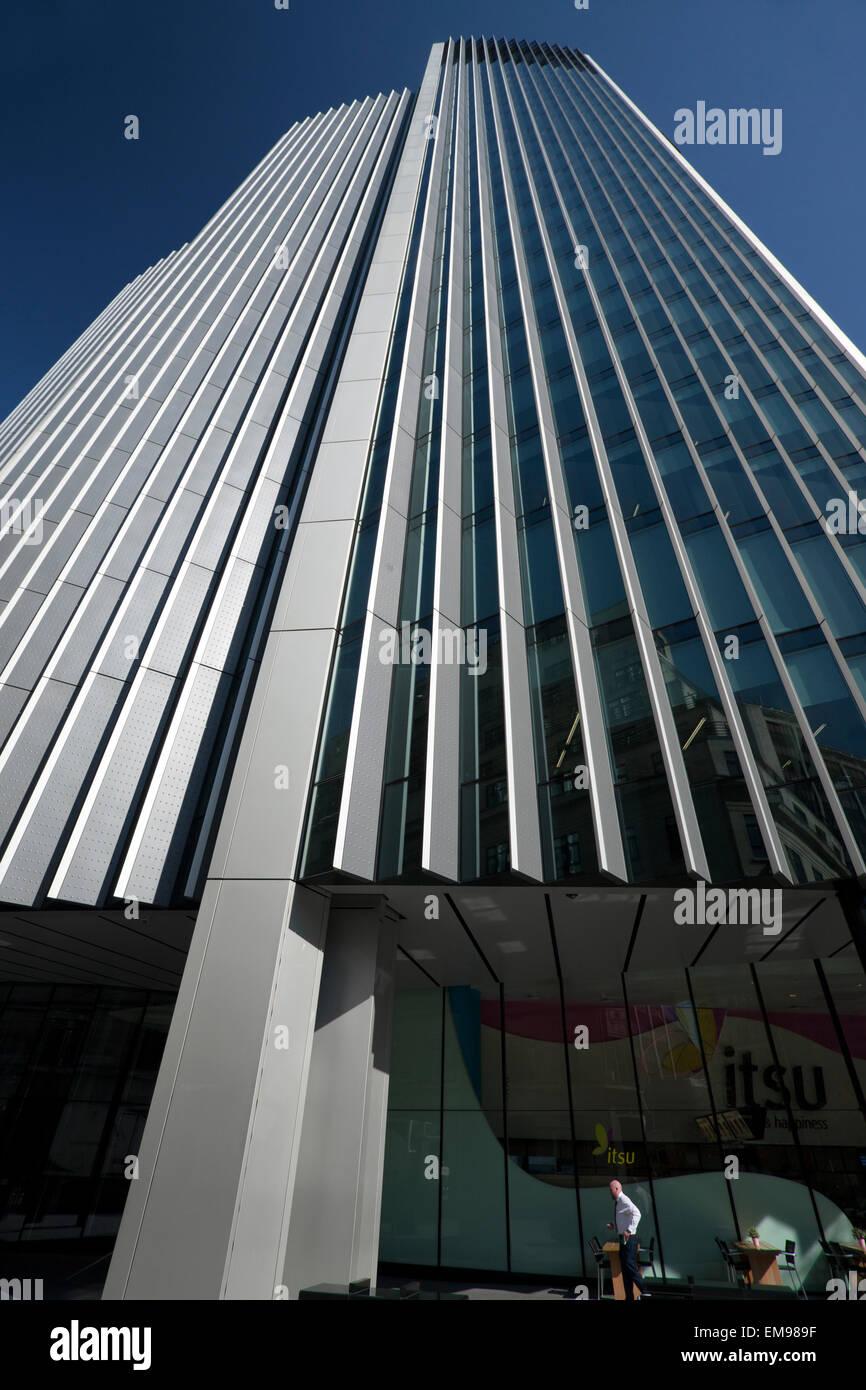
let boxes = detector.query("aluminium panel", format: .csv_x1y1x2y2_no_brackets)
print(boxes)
0,589,48,674
211,627,337,882
48,573,128,686
0,673,125,903
48,667,178,905
117,664,232,906
0,581,83,693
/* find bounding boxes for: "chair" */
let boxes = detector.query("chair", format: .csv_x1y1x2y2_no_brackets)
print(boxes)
715,1236,750,1284
637,1235,657,1278
587,1236,607,1301
820,1240,845,1281
714,1235,730,1280
779,1240,807,1298
831,1241,861,1276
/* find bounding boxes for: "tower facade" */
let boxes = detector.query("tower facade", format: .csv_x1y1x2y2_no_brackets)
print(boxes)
0,40,864,1298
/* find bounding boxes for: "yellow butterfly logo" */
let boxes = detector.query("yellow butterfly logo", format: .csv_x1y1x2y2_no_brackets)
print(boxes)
592,1123,609,1155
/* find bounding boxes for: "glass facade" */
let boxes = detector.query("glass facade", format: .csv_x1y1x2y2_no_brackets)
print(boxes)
302,37,866,892
0,984,171,1248
380,939,866,1290
2,34,866,1304
302,36,866,1290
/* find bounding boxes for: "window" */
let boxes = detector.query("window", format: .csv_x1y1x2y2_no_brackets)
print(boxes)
485,842,509,875
554,832,581,876
485,779,508,808
788,848,806,882
744,813,768,861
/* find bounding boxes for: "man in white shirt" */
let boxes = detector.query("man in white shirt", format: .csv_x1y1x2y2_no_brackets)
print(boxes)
607,1179,649,1300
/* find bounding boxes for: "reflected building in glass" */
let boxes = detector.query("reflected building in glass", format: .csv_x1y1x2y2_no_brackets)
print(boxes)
0,39,865,1298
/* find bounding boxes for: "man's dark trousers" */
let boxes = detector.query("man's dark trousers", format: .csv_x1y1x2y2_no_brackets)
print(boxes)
620,1235,646,1301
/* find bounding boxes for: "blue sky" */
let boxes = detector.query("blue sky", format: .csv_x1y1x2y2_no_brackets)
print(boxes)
1,0,864,419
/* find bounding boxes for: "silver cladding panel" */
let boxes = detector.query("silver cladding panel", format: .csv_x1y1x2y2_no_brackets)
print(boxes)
5,38,866,910
0,91,411,907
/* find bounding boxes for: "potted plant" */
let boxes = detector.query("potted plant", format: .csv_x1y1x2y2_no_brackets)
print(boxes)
747,1226,761,1249
853,1227,866,1254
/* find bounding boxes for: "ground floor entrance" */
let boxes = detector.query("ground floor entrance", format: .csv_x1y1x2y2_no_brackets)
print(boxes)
375,885,866,1296
0,886,863,1298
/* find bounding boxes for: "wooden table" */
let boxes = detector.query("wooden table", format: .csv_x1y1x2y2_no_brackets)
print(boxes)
603,1240,642,1300
734,1241,782,1286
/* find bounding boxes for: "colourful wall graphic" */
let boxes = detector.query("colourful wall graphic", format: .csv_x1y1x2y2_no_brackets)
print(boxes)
381,984,866,1286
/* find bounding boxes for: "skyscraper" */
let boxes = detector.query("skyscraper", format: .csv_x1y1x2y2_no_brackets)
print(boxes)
1,39,864,1300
